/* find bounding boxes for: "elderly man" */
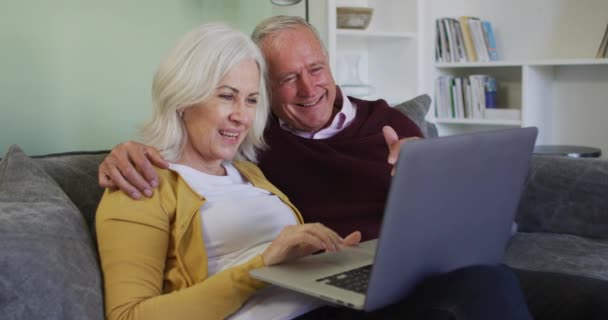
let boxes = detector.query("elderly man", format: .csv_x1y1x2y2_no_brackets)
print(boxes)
99,16,606,320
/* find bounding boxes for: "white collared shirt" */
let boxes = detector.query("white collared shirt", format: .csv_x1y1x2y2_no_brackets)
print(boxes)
279,89,357,139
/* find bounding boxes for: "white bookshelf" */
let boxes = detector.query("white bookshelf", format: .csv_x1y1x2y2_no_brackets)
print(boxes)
421,0,608,155
325,0,422,106
436,59,608,68
336,29,417,39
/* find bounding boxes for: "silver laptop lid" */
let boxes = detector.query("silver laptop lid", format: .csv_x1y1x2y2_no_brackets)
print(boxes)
364,127,537,311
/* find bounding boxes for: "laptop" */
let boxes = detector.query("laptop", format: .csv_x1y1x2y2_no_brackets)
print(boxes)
250,127,538,312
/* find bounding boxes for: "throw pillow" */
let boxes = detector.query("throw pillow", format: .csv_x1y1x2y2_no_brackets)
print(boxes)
0,145,104,320
393,94,438,138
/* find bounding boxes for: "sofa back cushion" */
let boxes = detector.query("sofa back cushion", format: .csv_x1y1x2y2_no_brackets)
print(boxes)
517,155,608,238
393,94,438,138
0,145,103,320
32,151,108,233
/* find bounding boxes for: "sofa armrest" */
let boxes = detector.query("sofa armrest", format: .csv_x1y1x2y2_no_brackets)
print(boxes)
516,155,608,238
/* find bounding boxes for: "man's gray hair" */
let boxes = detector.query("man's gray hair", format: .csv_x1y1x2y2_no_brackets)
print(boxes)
140,22,269,163
251,15,328,57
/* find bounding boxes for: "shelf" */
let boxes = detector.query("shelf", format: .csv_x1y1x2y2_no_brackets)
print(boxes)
336,29,417,39
526,58,608,66
327,0,420,107
435,118,522,126
434,58,608,68
425,0,608,155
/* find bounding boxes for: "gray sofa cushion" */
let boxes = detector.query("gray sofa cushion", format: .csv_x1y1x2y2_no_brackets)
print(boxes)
506,232,608,281
33,151,108,233
0,145,103,320
393,94,439,138
517,155,608,239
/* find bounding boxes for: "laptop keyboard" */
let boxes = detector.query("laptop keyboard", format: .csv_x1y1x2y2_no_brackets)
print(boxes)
316,264,372,294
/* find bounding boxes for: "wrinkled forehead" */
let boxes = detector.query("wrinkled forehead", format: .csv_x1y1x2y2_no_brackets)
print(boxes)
263,26,326,55
260,27,328,74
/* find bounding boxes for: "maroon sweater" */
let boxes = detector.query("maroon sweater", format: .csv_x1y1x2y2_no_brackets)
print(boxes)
258,93,422,241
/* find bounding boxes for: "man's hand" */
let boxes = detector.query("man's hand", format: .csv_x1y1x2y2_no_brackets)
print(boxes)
98,141,169,199
382,126,420,176
262,223,361,266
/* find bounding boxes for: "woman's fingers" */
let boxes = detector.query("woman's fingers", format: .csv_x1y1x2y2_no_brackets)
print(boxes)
342,231,362,246
299,223,342,252
263,227,325,266
262,224,363,266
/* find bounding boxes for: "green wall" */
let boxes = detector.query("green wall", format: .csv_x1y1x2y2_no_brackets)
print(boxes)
0,0,274,155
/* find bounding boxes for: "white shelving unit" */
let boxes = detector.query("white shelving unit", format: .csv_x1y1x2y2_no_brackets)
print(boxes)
420,0,608,155
326,0,422,106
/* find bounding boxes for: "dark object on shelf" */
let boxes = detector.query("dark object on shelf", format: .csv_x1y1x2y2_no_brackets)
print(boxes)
533,145,602,158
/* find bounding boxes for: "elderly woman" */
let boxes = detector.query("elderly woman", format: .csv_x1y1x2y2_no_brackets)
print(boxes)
95,23,360,320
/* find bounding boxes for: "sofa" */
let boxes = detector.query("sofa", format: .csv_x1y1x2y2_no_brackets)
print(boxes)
1,97,608,319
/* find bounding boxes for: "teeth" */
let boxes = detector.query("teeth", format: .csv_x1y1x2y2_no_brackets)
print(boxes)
219,130,239,138
300,96,322,107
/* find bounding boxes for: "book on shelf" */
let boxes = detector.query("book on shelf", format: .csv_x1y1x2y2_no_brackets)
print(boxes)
458,16,477,62
596,23,608,58
436,19,449,62
435,16,499,63
469,18,490,62
434,74,518,122
468,75,487,118
435,20,442,62
482,21,499,61
452,18,468,62
443,18,457,62
484,77,498,108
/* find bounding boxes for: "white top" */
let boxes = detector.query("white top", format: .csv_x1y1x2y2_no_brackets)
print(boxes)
169,163,325,320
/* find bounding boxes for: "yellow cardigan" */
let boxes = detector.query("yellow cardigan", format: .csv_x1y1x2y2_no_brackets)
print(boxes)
96,160,304,320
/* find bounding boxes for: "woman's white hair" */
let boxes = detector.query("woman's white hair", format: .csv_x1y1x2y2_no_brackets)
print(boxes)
140,22,269,163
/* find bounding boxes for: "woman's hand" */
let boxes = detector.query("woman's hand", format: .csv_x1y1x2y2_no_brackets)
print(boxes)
262,223,361,266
